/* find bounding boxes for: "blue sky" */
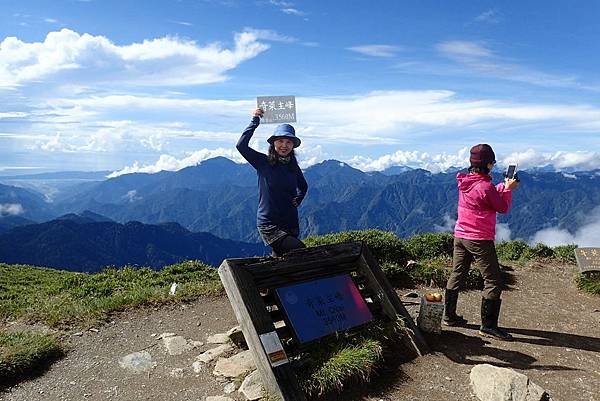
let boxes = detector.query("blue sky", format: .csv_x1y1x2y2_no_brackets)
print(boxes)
1,0,600,175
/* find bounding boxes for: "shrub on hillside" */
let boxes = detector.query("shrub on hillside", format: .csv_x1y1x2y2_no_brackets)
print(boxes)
496,240,530,261
404,233,453,260
304,230,409,265
553,244,577,264
523,243,555,260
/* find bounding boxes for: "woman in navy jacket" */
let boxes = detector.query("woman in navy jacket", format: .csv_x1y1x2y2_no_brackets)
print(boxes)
236,108,308,256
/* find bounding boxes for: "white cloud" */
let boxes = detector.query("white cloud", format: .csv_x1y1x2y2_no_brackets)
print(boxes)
349,147,600,173
44,18,58,23
474,9,501,24
502,149,600,171
437,40,492,60
281,8,306,16
530,208,600,247
0,203,24,216
434,213,456,232
268,0,307,17
0,28,271,88
436,40,587,90
0,112,28,119
18,90,600,158
108,147,246,177
348,147,470,173
123,190,142,202
168,20,193,26
495,223,512,242
347,45,403,58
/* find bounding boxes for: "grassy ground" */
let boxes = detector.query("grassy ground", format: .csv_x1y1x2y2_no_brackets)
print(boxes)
0,331,64,386
0,260,222,327
576,273,600,295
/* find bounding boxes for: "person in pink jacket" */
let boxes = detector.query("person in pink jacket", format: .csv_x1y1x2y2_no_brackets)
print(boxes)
443,144,519,341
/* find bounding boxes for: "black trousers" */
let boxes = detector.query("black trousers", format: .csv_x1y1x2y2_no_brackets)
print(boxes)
270,234,306,257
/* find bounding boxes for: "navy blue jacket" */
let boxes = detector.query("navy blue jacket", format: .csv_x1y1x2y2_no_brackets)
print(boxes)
236,117,308,230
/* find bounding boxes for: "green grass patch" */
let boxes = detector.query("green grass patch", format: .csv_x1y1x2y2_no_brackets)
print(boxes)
0,260,222,326
296,321,404,397
0,331,64,385
576,273,600,295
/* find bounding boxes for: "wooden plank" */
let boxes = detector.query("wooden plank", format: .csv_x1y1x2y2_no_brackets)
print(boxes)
219,260,307,401
238,242,363,274
356,245,429,356
253,262,357,289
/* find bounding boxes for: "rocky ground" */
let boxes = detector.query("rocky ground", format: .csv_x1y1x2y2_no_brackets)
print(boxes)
1,263,599,401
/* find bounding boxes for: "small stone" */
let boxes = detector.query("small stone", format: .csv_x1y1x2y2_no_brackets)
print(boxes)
213,350,256,378
150,333,157,337
119,351,155,373
73,332,83,337
238,370,264,400
196,344,233,364
89,328,99,333
192,361,204,373
445,376,452,381
169,368,185,378
207,333,229,344
159,332,176,339
191,340,204,349
224,382,237,394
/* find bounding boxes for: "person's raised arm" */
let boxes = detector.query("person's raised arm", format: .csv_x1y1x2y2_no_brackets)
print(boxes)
236,108,265,169
485,179,517,214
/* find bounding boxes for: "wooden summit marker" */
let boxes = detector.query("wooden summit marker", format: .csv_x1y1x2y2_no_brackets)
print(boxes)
574,247,600,273
218,242,428,401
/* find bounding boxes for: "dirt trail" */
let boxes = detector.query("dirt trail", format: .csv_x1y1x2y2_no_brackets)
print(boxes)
2,264,599,401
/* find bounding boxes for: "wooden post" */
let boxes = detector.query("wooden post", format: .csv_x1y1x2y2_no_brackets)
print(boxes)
219,260,306,401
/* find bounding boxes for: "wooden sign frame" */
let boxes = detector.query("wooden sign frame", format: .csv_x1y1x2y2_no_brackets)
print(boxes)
574,247,600,273
218,242,428,401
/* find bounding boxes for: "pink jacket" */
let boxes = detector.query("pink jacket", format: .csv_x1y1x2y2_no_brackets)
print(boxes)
454,172,512,241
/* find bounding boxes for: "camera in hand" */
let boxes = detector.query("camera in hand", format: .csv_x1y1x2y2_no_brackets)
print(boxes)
504,164,520,182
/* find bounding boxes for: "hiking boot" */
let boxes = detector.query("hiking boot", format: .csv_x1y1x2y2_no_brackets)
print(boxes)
443,288,468,326
479,298,513,341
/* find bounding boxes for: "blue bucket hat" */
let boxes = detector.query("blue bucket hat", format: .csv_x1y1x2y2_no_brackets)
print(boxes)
267,124,301,148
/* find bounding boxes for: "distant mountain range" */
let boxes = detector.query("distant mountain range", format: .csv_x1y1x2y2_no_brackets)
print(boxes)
0,212,266,272
1,157,599,269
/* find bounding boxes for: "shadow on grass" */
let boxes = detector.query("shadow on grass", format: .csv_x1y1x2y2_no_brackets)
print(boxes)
0,349,65,391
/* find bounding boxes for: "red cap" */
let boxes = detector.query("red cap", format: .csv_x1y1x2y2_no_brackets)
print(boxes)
470,144,496,167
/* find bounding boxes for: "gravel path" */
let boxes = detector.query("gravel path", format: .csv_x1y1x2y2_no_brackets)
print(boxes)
2,263,598,401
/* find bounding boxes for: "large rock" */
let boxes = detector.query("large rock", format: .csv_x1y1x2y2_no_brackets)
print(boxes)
239,370,264,400
118,351,155,373
213,350,256,378
470,364,548,401
197,344,233,363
